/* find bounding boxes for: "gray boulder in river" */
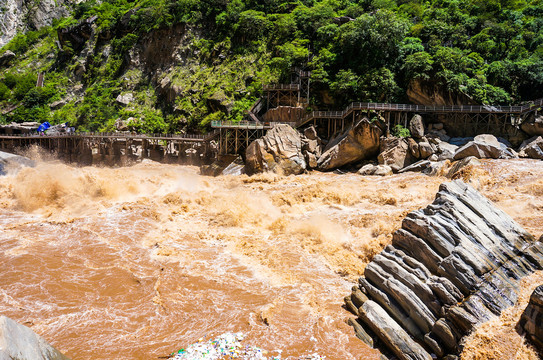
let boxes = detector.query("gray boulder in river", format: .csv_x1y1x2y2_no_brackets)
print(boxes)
0,151,35,175
345,180,543,359
0,315,70,360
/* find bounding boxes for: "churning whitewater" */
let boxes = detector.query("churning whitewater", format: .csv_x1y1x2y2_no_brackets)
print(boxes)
1,156,543,359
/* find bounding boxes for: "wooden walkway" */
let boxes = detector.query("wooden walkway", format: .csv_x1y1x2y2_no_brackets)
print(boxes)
0,131,219,165
297,98,543,127
0,131,218,142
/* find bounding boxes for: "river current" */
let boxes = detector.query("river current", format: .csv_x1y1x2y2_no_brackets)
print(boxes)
1,157,542,359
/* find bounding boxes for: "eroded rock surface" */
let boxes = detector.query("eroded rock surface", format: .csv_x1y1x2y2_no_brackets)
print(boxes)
345,180,543,359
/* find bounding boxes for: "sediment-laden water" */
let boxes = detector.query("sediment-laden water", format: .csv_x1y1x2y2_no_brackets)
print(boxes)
1,156,542,359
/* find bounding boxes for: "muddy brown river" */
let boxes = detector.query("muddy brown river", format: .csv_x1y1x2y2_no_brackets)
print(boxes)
1,158,543,359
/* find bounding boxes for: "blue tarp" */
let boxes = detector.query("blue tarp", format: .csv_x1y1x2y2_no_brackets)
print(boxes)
37,122,51,132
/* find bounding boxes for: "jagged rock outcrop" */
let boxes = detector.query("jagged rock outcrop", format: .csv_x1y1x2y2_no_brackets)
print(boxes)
433,140,458,161
245,124,306,175
0,315,70,360
0,0,74,48
453,134,517,160
378,137,416,172
518,136,543,160
317,117,382,171
519,285,543,351
345,180,543,359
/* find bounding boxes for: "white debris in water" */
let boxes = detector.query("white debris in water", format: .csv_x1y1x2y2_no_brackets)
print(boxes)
169,332,325,360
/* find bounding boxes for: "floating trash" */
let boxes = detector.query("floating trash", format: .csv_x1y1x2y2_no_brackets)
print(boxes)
169,332,325,360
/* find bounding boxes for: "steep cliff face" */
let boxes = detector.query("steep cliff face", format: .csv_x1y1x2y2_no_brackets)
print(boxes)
0,0,74,47
407,79,476,106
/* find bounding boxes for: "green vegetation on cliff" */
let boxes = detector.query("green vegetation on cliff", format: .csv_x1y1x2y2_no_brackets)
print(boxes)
1,0,542,132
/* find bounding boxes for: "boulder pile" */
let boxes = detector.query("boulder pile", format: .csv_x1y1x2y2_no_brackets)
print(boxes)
345,180,543,359
241,112,543,177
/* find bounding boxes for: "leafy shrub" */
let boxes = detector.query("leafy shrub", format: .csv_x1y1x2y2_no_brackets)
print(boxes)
392,124,411,138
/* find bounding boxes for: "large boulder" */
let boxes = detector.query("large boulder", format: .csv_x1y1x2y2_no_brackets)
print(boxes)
518,136,543,160
519,285,543,351
435,141,458,161
0,315,70,360
409,114,425,139
0,151,35,175
345,180,543,359
317,117,382,170
245,124,306,175
521,115,543,137
378,137,416,172
453,134,517,160
417,141,436,159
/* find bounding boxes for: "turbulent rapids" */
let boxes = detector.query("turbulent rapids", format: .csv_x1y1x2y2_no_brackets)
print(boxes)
1,156,543,359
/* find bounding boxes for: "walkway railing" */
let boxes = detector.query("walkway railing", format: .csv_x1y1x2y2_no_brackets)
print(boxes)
263,84,300,91
211,120,297,129
297,97,543,127
0,131,212,142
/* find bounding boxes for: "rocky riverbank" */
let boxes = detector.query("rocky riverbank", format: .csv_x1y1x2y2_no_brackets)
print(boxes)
206,113,543,178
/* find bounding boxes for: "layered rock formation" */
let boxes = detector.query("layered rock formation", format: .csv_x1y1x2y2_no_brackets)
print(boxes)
346,180,543,359
0,315,70,360
519,285,543,351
